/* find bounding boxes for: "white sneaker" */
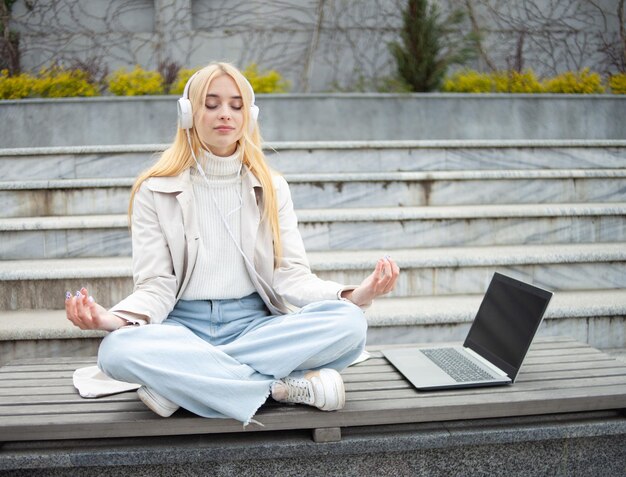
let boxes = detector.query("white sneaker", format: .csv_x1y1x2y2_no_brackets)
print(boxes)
137,386,180,417
272,369,345,411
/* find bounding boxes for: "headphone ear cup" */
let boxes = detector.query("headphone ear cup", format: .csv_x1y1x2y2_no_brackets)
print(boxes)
249,104,259,133
177,98,193,129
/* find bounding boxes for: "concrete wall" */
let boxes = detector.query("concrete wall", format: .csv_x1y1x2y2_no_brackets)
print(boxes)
1,94,625,147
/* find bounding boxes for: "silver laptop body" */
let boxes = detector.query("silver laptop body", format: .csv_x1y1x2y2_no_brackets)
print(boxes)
382,273,553,390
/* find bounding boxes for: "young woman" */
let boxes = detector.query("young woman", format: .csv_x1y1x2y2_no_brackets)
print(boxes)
65,62,399,425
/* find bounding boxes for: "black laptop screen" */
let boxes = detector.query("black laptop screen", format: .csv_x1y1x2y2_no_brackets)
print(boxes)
463,273,553,381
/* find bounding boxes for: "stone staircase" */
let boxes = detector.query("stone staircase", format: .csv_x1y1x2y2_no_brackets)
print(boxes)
1,140,625,365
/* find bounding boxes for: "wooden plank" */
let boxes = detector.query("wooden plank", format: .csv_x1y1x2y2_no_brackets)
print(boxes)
0,370,75,380
519,360,626,374
345,380,409,392
0,362,96,373
0,385,77,396
0,400,149,416
517,367,626,382
342,370,405,383
0,392,135,405
0,378,74,387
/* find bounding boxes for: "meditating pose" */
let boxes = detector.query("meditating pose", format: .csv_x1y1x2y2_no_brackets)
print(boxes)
65,62,399,424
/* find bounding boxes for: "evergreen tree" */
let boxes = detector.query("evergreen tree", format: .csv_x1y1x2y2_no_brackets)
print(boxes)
390,0,477,92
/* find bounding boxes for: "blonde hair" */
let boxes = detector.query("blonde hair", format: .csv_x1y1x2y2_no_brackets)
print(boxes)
128,62,282,265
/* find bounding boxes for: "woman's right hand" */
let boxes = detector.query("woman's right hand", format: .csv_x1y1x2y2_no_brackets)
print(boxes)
65,287,127,332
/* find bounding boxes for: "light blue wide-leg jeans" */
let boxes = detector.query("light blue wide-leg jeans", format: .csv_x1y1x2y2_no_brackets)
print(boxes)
97,293,367,424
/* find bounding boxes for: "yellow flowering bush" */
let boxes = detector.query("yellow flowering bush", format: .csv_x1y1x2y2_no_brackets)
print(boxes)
442,69,544,93
442,70,493,93
107,66,165,96
542,68,604,94
243,63,290,93
608,73,626,94
492,70,543,93
443,68,610,94
0,70,36,99
0,68,97,99
32,67,98,98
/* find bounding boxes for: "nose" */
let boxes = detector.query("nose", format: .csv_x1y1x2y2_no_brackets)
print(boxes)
218,105,231,120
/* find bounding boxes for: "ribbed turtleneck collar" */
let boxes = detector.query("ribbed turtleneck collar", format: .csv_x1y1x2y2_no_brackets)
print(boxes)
194,145,242,181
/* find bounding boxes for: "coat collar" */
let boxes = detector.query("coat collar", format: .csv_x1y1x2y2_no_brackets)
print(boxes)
144,169,192,193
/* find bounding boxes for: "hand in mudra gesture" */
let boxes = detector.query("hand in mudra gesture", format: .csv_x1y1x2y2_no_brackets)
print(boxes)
65,287,127,332
343,256,400,307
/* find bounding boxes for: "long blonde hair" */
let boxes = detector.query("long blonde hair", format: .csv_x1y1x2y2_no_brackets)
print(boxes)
128,62,282,265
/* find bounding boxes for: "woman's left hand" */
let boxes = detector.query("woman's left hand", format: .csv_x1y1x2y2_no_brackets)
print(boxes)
342,256,400,307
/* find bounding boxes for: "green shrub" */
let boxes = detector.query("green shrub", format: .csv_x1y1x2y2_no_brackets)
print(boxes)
107,66,165,96
243,63,289,93
389,0,477,92
0,69,36,99
32,67,98,98
442,70,493,93
542,68,604,94
609,73,626,94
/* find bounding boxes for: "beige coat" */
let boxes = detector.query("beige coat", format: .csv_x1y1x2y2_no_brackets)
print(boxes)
110,168,350,324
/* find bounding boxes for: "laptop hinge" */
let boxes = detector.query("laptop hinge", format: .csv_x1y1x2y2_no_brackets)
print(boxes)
464,347,509,377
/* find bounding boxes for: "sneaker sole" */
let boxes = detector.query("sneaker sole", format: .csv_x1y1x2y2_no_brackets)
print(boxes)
137,386,179,417
318,369,346,411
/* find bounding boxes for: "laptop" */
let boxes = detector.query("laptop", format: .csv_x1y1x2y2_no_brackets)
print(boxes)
382,272,553,390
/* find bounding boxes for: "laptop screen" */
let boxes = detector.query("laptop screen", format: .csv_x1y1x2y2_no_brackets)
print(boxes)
463,273,553,381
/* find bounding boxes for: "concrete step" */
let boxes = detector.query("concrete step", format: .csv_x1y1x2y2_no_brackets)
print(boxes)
1,203,625,259
2,289,624,365
1,140,624,180
1,243,623,310
3,169,626,217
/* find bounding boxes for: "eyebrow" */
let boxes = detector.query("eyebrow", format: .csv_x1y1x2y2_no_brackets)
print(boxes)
206,94,242,100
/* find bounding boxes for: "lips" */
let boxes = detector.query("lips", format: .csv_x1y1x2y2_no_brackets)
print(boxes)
214,126,234,131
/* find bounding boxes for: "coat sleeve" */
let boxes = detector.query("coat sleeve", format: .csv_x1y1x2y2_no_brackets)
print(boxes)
271,176,356,307
109,182,178,324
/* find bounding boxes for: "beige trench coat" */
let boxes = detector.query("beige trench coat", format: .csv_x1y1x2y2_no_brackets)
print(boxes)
110,167,351,324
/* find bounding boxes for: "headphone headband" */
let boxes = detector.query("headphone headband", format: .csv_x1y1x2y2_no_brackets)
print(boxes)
182,71,201,101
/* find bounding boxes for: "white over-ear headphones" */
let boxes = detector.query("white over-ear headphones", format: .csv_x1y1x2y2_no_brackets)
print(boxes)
177,70,259,133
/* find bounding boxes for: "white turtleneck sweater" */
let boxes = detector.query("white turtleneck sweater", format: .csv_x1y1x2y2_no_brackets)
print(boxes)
181,147,256,300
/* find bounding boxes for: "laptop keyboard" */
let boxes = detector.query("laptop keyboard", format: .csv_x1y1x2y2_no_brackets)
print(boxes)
421,348,495,383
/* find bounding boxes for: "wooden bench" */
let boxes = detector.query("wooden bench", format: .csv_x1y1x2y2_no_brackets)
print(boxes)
1,336,625,446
